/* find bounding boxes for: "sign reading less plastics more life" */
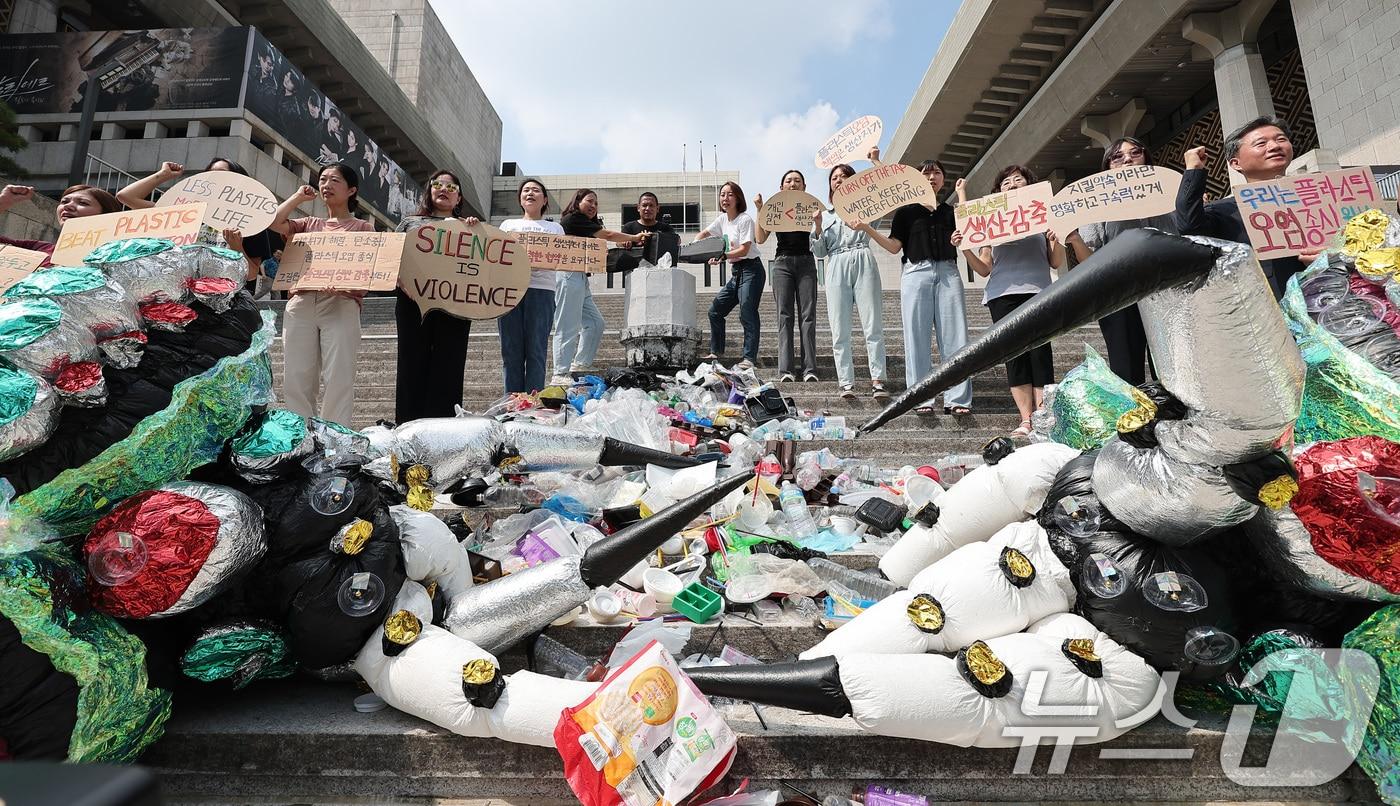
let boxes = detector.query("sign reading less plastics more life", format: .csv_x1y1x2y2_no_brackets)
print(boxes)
513,230,608,274
815,115,883,170
399,219,530,320
832,163,940,227
155,170,279,235
0,243,49,293
50,202,207,266
758,190,824,233
1235,167,1379,258
272,231,405,292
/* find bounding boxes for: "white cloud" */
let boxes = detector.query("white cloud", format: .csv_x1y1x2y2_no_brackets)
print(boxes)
438,0,892,195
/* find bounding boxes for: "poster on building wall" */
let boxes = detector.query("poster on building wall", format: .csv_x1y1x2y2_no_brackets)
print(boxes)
243,29,417,223
0,28,248,113
1235,167,1379,258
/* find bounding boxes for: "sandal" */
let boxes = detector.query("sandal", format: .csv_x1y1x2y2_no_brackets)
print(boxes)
914,405,938,415
943,405,972,416
1010,419,1033,437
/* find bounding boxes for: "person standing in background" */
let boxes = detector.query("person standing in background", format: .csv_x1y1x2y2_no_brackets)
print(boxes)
755,170,819,382
813,163,888,400
268,162,372,426
498,178,561,394
698,182,763,372
622,192,678,265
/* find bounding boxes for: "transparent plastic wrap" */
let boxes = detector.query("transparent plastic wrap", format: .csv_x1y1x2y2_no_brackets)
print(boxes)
567,387,671,451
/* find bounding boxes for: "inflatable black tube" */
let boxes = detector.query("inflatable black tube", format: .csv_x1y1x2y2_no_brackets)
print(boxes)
860,229,1220,434
684,656,852,718
579,470,753,588
598,436,703,469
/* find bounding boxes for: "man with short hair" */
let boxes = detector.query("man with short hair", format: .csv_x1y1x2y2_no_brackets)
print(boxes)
1174,115,1305,298
622,191,678,265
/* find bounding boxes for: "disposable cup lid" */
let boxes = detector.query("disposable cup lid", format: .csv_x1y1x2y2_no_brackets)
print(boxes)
354,693,387,713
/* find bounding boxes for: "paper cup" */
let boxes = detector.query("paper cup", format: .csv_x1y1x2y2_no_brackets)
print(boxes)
642,567,684,605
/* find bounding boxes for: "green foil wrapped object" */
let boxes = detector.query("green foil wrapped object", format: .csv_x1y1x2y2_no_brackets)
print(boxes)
0,297,62,350
83,237,173,264
3,266,105,298
180,621,296,689
231,408,308,459
1283,265,1400,443
1344,605,1400,804
0,363,38,428
12,310,276,535
1048,345,1137,450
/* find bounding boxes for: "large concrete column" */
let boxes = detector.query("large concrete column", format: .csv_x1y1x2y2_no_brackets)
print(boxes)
1182,0,1278,139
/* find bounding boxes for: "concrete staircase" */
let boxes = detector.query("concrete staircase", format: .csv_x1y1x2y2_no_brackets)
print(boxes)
144,289,1381,803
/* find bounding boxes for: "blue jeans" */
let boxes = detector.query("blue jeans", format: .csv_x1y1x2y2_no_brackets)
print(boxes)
499,287,555,393
900,259,972,408
708,258,765,362
552,271,604,375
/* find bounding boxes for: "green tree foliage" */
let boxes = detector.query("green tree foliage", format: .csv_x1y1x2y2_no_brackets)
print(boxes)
0,100,28,178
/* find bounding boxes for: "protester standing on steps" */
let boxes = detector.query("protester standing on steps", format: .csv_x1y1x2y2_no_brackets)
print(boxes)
698,181,763,372
755,170,819,383
498,178,561,394
0,183,120,265
394,170,478,422
552,188,648,385
955,166,1064,439
812,164,888,400
866,148,973,416
269,162,373,427
1064,136,1173,386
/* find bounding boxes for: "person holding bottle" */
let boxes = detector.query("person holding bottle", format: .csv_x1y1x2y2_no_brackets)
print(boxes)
812,163,888,399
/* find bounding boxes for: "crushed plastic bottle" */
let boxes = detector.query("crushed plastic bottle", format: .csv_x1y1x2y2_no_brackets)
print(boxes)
779,481,819,540
807,557,900,602
795,453,823,491
482,483,547,507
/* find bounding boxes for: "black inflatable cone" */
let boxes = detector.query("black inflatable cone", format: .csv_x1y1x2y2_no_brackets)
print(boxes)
860,229,1221,434
685,656,853,718
599,436,703,469
580,470,754,587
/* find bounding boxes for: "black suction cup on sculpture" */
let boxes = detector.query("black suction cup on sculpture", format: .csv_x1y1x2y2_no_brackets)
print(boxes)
684,655,852,718
598,437,703,469
860,229,1220,434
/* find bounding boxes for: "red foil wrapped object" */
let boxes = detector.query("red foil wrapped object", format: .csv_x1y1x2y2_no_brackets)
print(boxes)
1292,436,1400,593
85,490,220,618
54,360,103,394
138,302,199,331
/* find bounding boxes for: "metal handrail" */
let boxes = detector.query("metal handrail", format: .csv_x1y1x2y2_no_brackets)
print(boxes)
83,153,139,197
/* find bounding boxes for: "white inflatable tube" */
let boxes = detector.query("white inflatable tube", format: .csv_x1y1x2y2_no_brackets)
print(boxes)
879,443,1080,586
390,505,475,597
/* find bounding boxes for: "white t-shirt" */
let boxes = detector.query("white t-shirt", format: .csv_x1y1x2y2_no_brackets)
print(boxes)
500,217,565,291
705,212,756,253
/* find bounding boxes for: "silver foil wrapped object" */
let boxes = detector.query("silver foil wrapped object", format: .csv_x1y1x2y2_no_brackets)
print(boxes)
385,416,609,486
2,266,143,367
89,241,192,304
182,244,246,285
1093,436,1257,545
0,364,59,462
159,481,267,617
0,298,99,381
1139,237,1305,466
499,420,606,473
1245,504,1400,602
442,554,592,654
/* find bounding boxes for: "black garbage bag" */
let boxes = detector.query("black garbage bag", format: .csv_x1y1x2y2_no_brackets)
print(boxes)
1035,450,1130,534
241,470,386,568
0,616,79,759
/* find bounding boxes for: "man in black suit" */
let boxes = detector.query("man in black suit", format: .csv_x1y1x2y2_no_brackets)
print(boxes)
1174,115,1314,299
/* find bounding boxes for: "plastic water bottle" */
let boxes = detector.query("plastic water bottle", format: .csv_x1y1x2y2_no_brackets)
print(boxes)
779,482,819,540
807,557,901,602
795,454,823,491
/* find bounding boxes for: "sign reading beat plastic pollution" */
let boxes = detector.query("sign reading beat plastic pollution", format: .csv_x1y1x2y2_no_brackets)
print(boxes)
514,230,607,273
954,182,1053,249
1048,165,1182,237
51,202,207,266
815,115,883,169
833,163,940,226
155,171,279,235
0,243,48,292
272,231,404,292
400,219,529,320
1235,167,1379,258
758,190,824,233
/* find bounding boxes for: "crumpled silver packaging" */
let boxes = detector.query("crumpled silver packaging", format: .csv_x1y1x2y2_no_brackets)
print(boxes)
387,416,505,485
1244,504,1400,602
442,554,591,654
86,239,193,305
1140,237,1305,466
159,481,267,617
1092,436,1258,545
2,266,144,365
181,244,246,284
499,420,606,473
0,364,59,462
0,297,99,381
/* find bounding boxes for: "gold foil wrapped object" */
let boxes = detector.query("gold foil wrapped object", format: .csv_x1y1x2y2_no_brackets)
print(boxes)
1258,474,1300,510
462,658,497,686
425,581,439,601
1356,248,1400,282
963,641,1006,686
999,547,1036,587
404,463,434,511
383,610,422,646
331,518,372,555
1343,209,1389,255
1065,638,1100,663
1115,386,1158,434
906,593,945,634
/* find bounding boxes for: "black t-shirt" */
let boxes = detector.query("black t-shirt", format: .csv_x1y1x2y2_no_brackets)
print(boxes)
621,219,675,237
889,202,956,264
561,211,605,239
242,229,285,262
774,230,812,258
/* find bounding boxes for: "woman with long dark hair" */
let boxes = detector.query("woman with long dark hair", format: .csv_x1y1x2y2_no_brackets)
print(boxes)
551,188,646,384
755,169,819,382
394,169,477,421
1064,136,1173,385
698,181,762,371
0,184,119,265
497,178,560,393
813,164,888,399
269,161,372,426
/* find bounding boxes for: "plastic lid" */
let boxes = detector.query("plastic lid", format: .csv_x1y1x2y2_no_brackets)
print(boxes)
353,693,387,713
725,573,773,604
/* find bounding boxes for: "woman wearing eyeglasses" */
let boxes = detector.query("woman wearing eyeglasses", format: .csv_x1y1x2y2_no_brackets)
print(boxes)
394,170,479,421
1063,136,1176,386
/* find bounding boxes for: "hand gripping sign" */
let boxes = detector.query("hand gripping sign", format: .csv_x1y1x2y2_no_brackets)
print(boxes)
272,231,405,294
758,189,824,233
155,171,280,235
514,230,609,274
399,219,530,321
816,115,883,170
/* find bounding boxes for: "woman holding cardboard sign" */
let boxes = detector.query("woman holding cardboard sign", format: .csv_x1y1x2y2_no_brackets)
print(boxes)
812,164,888,400
498,177,562,394
551,189,647,385
394,169,477,422
954,166,1065,438
269,162,373,427
698,181,763,372
755,170,819,383
0,183,120,265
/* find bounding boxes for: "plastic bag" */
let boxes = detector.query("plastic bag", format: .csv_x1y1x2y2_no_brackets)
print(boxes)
1045,345,1137,450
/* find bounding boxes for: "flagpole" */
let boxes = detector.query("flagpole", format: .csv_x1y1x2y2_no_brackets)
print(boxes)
682,143,687,231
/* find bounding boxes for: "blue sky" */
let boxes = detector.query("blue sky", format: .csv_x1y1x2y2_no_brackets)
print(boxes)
438,1,958,195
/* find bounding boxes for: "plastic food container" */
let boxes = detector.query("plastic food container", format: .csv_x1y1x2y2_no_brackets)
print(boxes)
672,582,723,623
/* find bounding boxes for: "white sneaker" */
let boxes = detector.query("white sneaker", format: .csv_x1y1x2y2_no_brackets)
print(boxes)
548,374,573,386
840,385,857,399
734,359,755,372
569,363,598,374
779,372,796,383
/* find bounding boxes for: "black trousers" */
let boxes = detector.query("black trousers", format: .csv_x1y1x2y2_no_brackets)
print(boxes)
986,293,1054,387
1098,303,1154,386
395,288,471,423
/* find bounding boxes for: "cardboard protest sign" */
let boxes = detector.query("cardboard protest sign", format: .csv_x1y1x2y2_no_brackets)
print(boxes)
1235,167,1379,258
758,190,824,233
1047,165,1182,238
272,231,404,292
51,202,206,266
832,163,940,226
816,115,883,169
0,243,48,292
155,170,279,235
954,182,1054,250
399,219,529,320
514,230,607,274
